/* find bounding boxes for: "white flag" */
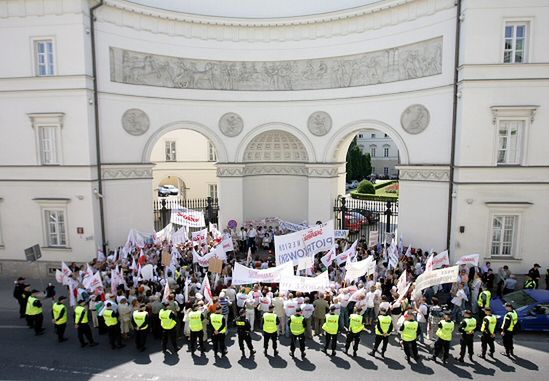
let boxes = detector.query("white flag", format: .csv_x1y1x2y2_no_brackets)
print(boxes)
55,269,65,284
83,271,103,291
425,252,435,272
320,245,337,268
404,245,412,258
192,228,208,245
202,275,213,304
61,261,72,286
246,247,252,266
335,240,358,266
162,282,171,303
397,271,407,294
456,253,480,267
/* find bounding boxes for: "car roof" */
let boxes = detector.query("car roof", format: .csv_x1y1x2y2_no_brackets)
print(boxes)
525,289,549,303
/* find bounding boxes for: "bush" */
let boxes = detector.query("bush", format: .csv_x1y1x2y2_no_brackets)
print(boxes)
357,180,375,194
350,191,398,202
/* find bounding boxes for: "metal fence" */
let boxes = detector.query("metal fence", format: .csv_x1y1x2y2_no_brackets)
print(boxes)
153,197,219,232
333,196,398,243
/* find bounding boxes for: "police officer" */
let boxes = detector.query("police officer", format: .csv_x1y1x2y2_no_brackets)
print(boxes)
432,311,455,364
188,304,205,355
74,299,98,348
523,275,536,289
479,307,496,359
236,309,255,358
400,312,420,362
26,289,45,335
52,296,68,342
322,306,339,356
210,307,228,357
290,307,306,358
132,303,149,352
477,287,491,324
345,307,364,357
159,302,179,354
262,304,280,356
104,302,124,350
369,308,393,358
458,309,476,362
501,303,518,357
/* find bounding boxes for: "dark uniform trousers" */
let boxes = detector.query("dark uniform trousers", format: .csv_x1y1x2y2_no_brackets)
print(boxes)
324,333,337,351
190,330,204,353
212,333,226,354
162,328,178,352
135,329,148,350
434,338,451,360
481,333,495,356
345,331,361,353
32,314,44,334
108,322,122,349
372,335,389,354
55,323,67,342
290,333,305,354
403,340,419,360
263,332,278,351
238,332,254,352
77,323,94,345
502,331,514,355
459,333,474,358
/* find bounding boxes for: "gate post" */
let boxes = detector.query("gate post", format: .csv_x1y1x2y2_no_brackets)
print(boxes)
384,201,392,233
160,198,170,228
341,196,347,230
206,196,213,225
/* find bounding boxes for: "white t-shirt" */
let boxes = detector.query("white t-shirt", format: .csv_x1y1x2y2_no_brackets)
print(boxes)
248,229,257,238
330,302,341,315
300,303,314,319
417,303,428,323
284,299,298,316
365,292,376,308
259,296,272,312
339,293,350,308
236,293,248,307
451,289,469,307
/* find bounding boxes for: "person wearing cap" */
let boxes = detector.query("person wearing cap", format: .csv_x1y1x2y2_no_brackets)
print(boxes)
235,309,255,358
131,303,150,352
262,304,280,356
399,312,420,362
345,307,364,357
188,304,206,355
479,307,496,359
290,307,307,358
210,306,228,357
13,277,28,319
528,263,541,288
369,307,393,358
52,296,68,342
322,305,339,356
477,286,491,326
26,289,45,336
431,311,455,364
501,303,519,357
458,310,477,362
74,299,98,348
159,302,179,354
104,302,124,350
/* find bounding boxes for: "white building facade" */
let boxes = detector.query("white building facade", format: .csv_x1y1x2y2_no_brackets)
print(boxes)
0,0,547,275
356,129,399,178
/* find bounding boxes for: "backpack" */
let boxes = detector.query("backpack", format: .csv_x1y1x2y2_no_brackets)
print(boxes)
430,305,443,318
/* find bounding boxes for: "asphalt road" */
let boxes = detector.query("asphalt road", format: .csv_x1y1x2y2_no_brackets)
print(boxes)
0,279,547,381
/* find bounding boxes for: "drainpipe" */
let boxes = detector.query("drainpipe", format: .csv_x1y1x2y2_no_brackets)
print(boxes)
90,0,106,255
447,0,462,256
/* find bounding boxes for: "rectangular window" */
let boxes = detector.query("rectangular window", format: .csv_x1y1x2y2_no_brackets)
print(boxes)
165,141,176,161
208,141,217,161
34,39,55,76
384,134,388,138
371,133,376,139
208,184,218,200
497,120,523,165
504,23,528,63
358,134,363,138
370,146,376,157
44,209,67,247
38,126,58,165
383,167,389,176
384,147,389,157
490,215,517,256
372,167,376,174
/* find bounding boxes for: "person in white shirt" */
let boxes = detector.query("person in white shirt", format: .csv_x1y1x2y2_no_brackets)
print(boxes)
247,226,257,251
236,288,249,313
223,284,237,320
244,298,257,331
451,282,468,323
300,297,315,339
416,297,429,344
339,289,351,328
284,294,298,338
364,286,376,326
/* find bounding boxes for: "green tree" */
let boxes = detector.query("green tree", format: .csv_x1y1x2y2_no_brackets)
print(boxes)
346,138,372,182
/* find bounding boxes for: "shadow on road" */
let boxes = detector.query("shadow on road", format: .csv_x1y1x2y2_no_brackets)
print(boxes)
213,355,231,368
267,354,288,368
512,355,539,371
291,355,316,371
237,356,257,369
329,355,350,369
409,359,434,374
485,357,515,373
162,351,179,366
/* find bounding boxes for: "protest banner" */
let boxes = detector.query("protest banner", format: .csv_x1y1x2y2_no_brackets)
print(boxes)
192,250,213,267
397,271,407,294
368,231,379,247
320,245,337,268
456,253,480,267
232,262,293,285
413,266,459,298
213,244,227,261
274,220,335,266
140,264,154,281
170,207,206,228
221,237,234,253
335,240,358,266
278,220,308,232
83,271,103,291
426,250,449,272
279,271,330,293
208,258,223,274
335,230,349,239
171,226,188,245
345,256,374,281
297,255,314,271
192,228,208,245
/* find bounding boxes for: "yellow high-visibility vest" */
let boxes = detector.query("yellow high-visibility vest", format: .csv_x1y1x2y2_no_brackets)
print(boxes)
26,296,42,316
188,311,203,332
502,311,518,331
436,320,455,341
159,309,177,330
477,290,491,308
290,315,305,335
52,303,67,325
210,313,227,334
375,315,392,335
463,317,477,334
262,312,278,333
349,313,364,334
481,315,497,334
322,314,339,335
103,309,118,327
132,311,148,330
74,305,89,324
401,321,418,342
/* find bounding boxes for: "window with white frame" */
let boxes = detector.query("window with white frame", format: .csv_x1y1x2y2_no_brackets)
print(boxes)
490,215,517,257
370,145,376,157
165,140,176,161
504,22,528,63
208,141,217,161
34,39,55,76
44,209,67,247
383,167,389,176
497,120,524,165
383,146,390,157
208,184,218,200
38,126,59,165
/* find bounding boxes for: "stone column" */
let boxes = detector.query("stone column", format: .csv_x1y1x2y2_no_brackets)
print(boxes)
216,164,245,229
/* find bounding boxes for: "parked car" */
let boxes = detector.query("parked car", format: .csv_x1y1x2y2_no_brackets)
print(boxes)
157,185,179,197
491,289,549,332
344,211,368,232
350,208,380,224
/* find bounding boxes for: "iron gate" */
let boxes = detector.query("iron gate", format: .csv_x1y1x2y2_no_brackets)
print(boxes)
333,196,398,243
153,197,219,232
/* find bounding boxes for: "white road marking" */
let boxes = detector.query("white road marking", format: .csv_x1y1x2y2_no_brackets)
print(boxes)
17,364,159,380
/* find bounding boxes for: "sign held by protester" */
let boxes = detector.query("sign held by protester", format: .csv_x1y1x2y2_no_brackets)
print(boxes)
232,262,293,285
456,253,480,267
413,265,459,298
208,258,223,274
368,231,379,247
170,207,205,228
279,271,330,293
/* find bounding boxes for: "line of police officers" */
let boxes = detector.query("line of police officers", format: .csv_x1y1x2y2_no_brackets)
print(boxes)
27,292,520,365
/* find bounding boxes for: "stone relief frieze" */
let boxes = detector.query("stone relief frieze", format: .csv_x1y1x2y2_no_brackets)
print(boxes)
102,167,153,180
399,169,449,182
110,37,442,91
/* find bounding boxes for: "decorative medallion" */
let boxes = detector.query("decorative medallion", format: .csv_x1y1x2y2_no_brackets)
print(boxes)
121,109,150,136
218,112,244,137
307,111,332,136
400,104,430,135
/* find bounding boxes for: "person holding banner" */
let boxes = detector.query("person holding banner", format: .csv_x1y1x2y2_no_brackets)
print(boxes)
322,306,339,356
51,296,68,343
344,307,364,357
399,312,420,362
289,308,307,359
431,311,454,364
369,308,393,358
262,305,280,356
